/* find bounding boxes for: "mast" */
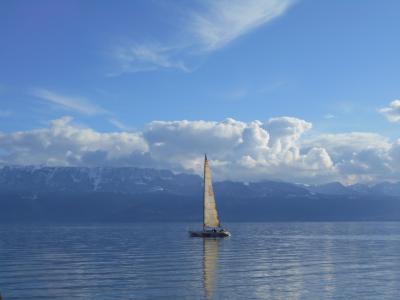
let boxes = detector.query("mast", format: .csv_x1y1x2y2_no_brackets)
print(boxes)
203,154,206,229
203,154,221,229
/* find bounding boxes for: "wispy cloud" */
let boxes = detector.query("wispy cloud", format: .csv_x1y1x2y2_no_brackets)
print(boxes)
32,88,130,131
324,114,335,119
222,87,248,101
379,100,400,122
110,44,189,75
107,117,132,131
112,0,294,74
32,88,108,116
0,109,12,117
191,0,293,52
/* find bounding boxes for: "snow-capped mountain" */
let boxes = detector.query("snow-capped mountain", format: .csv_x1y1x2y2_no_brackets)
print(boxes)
0,166,201,195
305,181,400,197
1,165,399,197
1,166,400,222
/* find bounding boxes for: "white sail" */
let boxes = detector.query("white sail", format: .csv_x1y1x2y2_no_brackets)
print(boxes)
203,155,221,228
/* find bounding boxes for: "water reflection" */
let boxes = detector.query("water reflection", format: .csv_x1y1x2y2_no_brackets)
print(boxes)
203,238,220,300
1,223,400,299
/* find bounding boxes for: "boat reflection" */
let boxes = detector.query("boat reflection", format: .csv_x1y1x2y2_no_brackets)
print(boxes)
203,238,220,300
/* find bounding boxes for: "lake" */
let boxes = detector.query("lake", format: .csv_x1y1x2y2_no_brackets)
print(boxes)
1,222,400,299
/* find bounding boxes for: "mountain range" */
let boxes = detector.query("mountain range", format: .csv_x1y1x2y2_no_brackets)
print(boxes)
1,166,400,222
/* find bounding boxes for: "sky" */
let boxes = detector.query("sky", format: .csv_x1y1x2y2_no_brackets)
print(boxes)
1,0,400,184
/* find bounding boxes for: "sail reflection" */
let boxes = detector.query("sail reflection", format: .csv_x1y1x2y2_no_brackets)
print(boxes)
203,238,220,300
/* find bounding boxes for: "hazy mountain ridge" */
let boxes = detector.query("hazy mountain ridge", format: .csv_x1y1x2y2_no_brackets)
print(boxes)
1,165,400,197
0,166,201,195
1,166,400,222
305,181,400,197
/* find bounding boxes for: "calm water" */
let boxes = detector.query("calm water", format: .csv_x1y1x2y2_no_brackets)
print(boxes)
1,222,400,299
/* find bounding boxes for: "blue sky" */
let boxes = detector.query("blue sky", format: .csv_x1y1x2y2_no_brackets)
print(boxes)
1,0,400,183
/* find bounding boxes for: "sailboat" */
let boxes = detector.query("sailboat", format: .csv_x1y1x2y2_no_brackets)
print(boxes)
189,155,231,238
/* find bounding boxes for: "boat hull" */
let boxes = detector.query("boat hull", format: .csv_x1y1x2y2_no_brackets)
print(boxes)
189,230,231,238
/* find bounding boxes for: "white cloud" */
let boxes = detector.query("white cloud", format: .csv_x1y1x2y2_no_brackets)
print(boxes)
112,0,294,73
107,118,131,131
192,0,293,51
144,118,246,170
2,115,400,184
32,88,130,131
32,88,108,116
110,44,189,75
324,114,335,119
305,132,392,184
0,109,12,117
380,100,400,122
306,132,390,154
389,139,400,169
0,116,148,166
264,116,312,152
222,87,248,101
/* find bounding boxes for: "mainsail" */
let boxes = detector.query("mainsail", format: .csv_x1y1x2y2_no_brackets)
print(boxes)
203,155,221,228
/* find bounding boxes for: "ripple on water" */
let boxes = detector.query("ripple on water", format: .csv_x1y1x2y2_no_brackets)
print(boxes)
1,222,400,299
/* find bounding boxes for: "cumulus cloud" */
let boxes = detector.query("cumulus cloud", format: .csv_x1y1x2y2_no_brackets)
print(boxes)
306,132,390,158
112,0,294,73
380,100,400,122
265,116,312,153
305,133,392,183
0,116,148,166
389,140,400,169
1,115,400,184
